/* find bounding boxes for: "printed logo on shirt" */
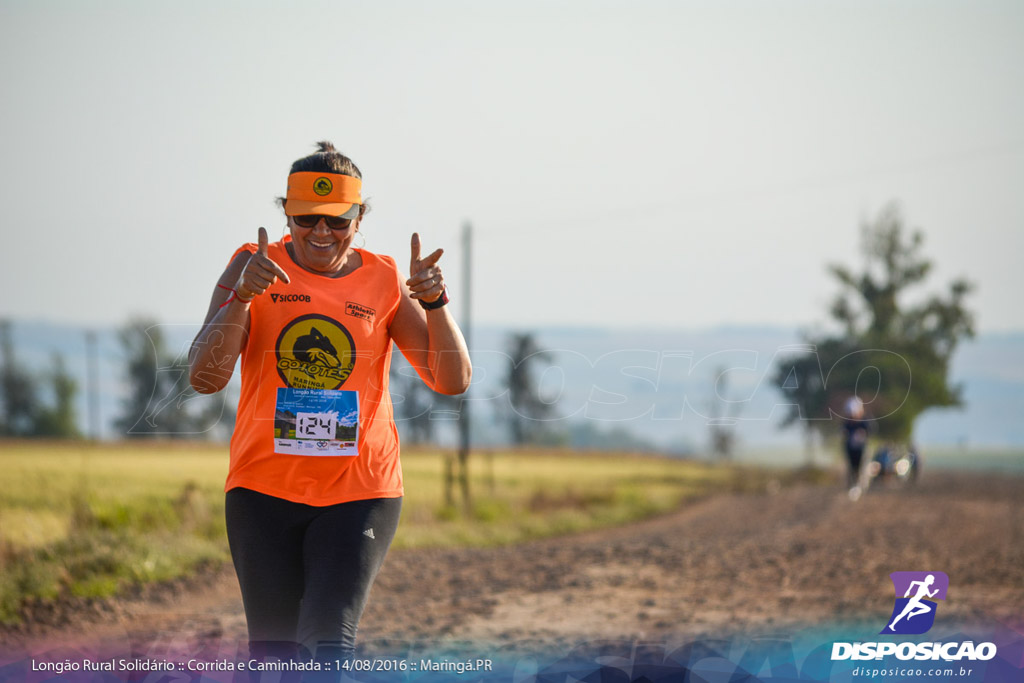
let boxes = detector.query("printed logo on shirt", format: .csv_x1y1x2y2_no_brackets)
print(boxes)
345,301,376,323
275,314,356,390
270,293,312,303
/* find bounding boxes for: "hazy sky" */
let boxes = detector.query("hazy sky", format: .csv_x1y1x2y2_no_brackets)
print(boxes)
1,0,1022,332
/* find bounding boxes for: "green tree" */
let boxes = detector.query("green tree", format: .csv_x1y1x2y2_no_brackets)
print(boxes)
774,203,975,442
115,317,232,439
0,321,82,439
115,317,165,437
504,332,556,445
33,353,82,438
0,320,41,437
390,357,458,445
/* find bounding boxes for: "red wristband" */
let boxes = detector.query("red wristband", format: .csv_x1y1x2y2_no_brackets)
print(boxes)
218,287,254,308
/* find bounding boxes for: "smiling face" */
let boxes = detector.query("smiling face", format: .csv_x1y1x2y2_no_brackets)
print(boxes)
287,214,361,275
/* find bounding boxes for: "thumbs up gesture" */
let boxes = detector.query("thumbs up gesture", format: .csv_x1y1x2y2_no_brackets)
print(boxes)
407,233,445,304
236,227,291,301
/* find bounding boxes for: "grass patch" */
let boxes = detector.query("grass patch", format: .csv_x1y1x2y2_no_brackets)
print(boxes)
392,449,789,549
0,441,799,624
0,442,229,625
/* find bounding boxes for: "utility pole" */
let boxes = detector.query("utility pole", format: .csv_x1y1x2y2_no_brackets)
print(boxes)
86,330,100,440
457,221,472,512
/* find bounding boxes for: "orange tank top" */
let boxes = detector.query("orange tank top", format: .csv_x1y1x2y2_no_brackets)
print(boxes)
225,237,404,506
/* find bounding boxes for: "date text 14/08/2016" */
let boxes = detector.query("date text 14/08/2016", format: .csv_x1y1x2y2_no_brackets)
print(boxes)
341,658,494,674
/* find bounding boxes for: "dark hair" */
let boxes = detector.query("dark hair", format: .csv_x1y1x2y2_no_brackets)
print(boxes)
277,141,370,215
290,140,362,178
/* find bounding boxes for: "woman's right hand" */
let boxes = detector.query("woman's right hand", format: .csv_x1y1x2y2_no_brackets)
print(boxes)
236,227,291,300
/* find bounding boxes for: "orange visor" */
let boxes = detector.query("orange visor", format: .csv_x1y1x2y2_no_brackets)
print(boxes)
285,172,363,218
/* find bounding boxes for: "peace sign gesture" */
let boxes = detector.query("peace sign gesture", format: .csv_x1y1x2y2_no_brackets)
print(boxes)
406,232,446,304
236,227,290,301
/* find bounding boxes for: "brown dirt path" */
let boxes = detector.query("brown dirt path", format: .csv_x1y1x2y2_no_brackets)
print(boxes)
3,470,1022,659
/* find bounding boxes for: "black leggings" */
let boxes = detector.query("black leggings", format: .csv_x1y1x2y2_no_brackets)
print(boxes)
846,447,864,487
225,488,401,659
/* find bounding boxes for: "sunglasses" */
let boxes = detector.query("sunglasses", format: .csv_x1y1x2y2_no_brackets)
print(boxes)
292,214,354,230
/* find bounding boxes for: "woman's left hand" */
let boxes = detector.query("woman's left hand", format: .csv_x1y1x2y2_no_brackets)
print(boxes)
390,232,471,394
406,232,446,303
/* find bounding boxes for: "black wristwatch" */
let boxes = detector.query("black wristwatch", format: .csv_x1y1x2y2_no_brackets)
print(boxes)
418,285,450,310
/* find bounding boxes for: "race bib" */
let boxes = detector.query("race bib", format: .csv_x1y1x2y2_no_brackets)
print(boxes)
273,388,359,456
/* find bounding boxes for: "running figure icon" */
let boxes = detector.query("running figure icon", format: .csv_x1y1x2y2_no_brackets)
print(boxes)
888,574,939,631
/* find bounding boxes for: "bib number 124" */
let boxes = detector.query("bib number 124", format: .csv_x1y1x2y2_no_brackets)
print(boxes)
296,412,336,439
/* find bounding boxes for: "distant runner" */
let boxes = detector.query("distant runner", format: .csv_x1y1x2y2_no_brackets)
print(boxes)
841,396,870,500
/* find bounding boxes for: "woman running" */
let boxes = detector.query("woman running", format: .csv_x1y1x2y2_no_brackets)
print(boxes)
189,141,471,662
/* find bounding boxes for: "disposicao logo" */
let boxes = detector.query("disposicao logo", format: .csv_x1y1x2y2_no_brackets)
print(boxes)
882,571,948,635
831,571,997,663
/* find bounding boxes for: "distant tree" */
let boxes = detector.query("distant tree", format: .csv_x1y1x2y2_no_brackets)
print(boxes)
774,203,975,442
0,321,81,439
114,317,228,439
33,353,82,438
390,357,458,445
115,317,171,437
775,345,829,463
0,320,41,437
504,332,556,445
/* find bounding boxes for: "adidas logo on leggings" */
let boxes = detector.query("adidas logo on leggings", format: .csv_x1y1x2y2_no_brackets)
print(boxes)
363,528,375,539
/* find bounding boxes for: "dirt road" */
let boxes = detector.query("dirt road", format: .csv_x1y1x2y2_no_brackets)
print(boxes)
4,469,1023,659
